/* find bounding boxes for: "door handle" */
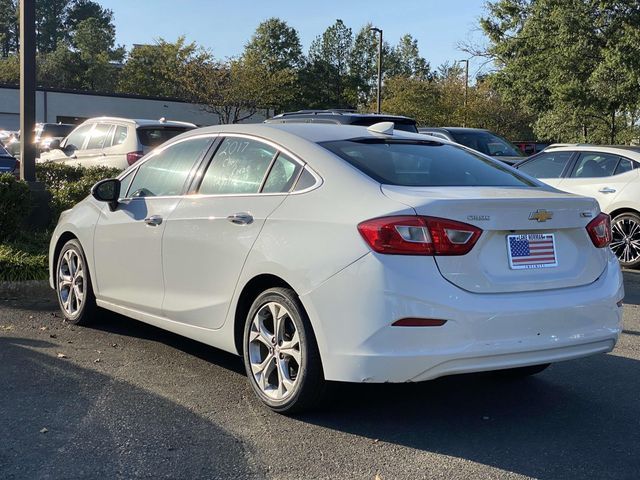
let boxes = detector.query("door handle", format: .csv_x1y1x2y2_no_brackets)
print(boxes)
599,187,616,194
227,212,253,225
144,215,163,226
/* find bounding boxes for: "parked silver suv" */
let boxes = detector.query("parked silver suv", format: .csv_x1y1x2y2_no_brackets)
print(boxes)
40,117,196,170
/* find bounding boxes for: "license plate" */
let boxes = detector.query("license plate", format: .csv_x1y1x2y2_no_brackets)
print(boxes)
507,233,558,270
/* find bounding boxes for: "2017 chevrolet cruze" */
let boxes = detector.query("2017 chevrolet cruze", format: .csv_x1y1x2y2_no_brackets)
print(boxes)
49,122,624,413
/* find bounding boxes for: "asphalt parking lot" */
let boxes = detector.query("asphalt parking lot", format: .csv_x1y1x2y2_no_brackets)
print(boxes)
1,276,639,480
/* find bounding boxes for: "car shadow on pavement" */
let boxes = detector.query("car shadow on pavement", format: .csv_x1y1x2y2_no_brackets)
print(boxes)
298,351,640,479
0,336,255,479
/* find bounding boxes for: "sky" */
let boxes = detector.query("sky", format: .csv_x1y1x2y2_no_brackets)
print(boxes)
100,0,490,77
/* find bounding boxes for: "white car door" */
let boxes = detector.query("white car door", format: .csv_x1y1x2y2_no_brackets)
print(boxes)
74,123,112,168
46,123,94,164
557,152,637,212
92,136,214,315
161,136,304,329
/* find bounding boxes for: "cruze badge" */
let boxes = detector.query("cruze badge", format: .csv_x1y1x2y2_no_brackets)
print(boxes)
529,209,553,222
467,215,490,221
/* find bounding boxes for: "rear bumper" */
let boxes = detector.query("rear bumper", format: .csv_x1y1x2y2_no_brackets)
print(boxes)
300,252,624,383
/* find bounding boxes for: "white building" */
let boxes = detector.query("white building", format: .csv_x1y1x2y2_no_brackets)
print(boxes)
0,85,267,130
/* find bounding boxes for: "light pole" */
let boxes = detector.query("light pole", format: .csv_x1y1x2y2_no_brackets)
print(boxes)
20,0,36,182
370,27,383,114
459,59,469,127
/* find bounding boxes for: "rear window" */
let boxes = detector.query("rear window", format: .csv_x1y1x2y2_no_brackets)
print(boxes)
137,127,193,148
42,124,75,138
320,139,537,187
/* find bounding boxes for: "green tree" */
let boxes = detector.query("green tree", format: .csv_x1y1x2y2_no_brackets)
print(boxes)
480,0,640,143
0,0,17,56
117,37,209,99
241,18,303,112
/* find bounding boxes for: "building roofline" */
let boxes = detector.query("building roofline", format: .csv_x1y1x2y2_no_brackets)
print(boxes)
0,83,193,104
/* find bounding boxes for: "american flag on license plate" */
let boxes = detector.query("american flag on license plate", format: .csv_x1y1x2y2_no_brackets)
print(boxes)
508,234,557,269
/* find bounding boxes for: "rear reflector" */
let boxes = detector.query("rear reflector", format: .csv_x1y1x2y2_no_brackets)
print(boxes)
358,215,482,255
392,318,447,327
126,151,144,166
586,213,612,248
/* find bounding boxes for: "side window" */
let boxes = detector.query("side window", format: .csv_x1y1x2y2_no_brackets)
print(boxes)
262,153,302,193
86,123,111,150
570,153,620,178
112,126,128,146
614,158,634,175
293,168,317,192
518,151,573,179
128,137,211,197
63,124,93,150
199,137,276,195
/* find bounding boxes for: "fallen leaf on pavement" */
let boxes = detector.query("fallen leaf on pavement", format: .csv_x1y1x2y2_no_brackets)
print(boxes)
40,427,48,434
56,353,67,359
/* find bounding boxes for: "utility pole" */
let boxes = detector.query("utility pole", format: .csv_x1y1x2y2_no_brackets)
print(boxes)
20,0,36,182
459,59,469,128
370,27,383,114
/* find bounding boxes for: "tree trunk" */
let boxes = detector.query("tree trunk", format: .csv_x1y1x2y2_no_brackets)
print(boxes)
610,109,616,144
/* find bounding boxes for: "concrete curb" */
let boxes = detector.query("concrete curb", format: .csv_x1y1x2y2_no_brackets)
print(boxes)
0,279,50,295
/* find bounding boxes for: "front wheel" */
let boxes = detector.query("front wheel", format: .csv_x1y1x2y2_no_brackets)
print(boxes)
55,239,97,325
611,212,640,268
243,287,325,414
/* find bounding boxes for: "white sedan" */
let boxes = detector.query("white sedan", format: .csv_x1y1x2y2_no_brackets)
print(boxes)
49,123,624,413
517,145,640,268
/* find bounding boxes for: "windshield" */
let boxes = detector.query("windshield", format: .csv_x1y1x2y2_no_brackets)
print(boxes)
320,139,537,187
450,130,522,157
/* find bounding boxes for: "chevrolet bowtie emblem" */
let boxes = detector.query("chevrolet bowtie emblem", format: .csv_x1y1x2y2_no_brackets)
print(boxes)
529,209,553,222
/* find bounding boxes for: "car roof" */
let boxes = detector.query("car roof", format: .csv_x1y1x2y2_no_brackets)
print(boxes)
81,117,197,128
542,144,640,161
182,122,436,145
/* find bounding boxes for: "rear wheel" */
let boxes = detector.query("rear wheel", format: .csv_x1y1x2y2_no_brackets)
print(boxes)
243,287,325,414
494,363,551,378
56,239,97,325
611,212,640,268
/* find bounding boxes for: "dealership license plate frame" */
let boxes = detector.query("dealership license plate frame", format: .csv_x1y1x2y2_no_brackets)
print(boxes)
507,233,558,270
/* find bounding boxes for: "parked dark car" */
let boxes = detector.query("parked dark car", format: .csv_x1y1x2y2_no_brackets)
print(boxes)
513,141,550,156
418,127,524,164
35,123,76,154
265,110,419,133
0,144,19,177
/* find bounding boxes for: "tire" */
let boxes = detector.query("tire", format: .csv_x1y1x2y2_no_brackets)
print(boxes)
611,212,640,269
55,239,97,325
243,287,325,414
494,363,551,378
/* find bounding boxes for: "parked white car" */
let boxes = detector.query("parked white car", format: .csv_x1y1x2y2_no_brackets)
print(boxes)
49,123,624,413
39,117,196,170
516,145,640,267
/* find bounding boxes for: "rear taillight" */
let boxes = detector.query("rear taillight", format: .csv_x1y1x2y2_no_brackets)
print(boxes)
357,215,482,256
586,213,612,248
126,151,144,165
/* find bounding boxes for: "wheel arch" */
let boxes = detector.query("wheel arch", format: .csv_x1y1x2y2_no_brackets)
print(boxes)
233,274,296,355
53,231,79,271
608,207,640,220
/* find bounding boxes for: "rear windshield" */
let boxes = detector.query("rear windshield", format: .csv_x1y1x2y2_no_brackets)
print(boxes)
137,127,193,148
320,139,537,187
450,130,523,157
40,124,75,138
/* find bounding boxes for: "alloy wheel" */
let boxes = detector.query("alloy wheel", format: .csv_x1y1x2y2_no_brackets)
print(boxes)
611,215,640,266
57,248,85,317
247,301,301,400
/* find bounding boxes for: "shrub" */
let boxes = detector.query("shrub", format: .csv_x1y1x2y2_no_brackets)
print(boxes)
0,173,30,241
0,243,48,281
38,164,121,225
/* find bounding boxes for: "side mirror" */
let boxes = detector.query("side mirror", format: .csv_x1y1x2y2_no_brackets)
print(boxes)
48,138,61,150
91,178,121,211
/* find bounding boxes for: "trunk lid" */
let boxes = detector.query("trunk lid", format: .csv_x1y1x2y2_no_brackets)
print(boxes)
382,185,608,293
